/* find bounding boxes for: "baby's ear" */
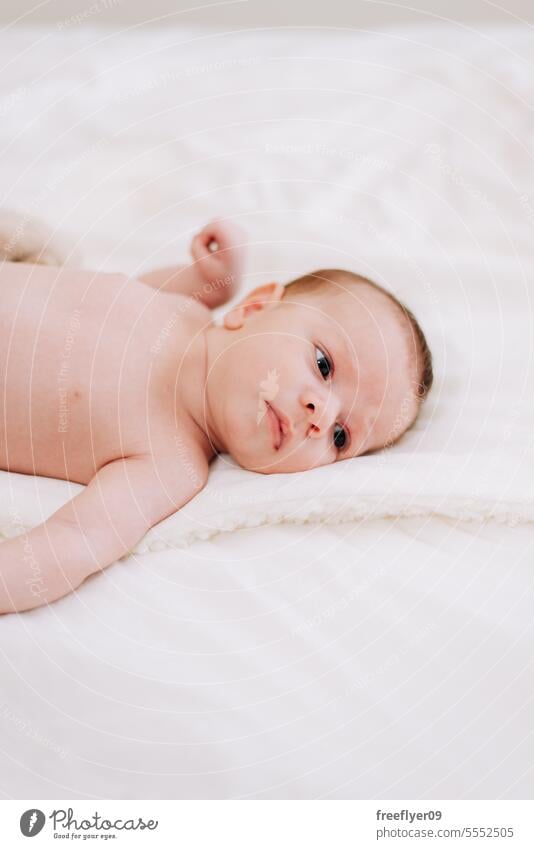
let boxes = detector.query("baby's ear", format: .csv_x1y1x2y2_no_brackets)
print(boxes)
223,281,285,330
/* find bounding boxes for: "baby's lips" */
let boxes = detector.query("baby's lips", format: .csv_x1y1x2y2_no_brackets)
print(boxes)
269,402,293,439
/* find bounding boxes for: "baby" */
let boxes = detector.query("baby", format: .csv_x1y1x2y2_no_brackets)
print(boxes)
0,215,433,614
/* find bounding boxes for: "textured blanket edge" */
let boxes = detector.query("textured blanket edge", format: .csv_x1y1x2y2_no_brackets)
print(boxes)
127,494,533,554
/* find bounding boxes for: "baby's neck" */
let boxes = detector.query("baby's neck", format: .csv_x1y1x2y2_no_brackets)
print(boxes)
200,323,229,455
174,322,230,460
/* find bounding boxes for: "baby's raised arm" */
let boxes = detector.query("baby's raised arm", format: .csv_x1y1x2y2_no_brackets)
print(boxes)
0,454,206,614
139,219,246,309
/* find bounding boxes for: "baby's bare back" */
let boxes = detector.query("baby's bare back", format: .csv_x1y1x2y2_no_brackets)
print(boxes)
0,261,206,484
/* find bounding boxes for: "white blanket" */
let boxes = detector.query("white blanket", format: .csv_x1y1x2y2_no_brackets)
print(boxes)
1,21,533,802
0,250,532,550
2,515,533,800
1,25,533,548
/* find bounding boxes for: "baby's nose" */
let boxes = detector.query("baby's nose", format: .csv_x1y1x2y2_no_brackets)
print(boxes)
304,398,335,439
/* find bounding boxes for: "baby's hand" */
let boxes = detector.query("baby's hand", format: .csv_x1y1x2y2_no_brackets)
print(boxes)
190,219,246,303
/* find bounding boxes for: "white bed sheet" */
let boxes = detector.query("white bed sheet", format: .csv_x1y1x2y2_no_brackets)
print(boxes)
0,22,533,799
0,516,532,799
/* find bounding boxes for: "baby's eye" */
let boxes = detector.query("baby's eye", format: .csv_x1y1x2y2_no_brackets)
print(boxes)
315,346,332,379
333,423,347,450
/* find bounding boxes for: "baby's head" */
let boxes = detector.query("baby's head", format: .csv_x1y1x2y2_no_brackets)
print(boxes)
204,269,433,474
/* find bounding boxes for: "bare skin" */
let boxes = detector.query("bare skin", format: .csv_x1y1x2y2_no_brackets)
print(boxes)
207,281,417,474
0,218,416,614
0,220,244,613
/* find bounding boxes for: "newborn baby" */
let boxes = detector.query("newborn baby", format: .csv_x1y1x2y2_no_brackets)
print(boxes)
0,216,432,613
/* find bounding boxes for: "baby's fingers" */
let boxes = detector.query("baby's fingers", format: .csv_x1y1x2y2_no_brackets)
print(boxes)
191,230,213,262
198,220,246,256
190,220,247,288
207,219,246,251
190,231,227,285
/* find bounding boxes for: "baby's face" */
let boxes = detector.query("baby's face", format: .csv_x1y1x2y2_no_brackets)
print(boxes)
205,284,418,474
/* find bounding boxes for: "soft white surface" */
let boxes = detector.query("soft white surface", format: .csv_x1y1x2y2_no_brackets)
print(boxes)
0,250,533,550
0,23,533,798
1,518,533,799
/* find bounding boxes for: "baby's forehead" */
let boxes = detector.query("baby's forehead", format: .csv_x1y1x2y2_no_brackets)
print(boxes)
283,281,411,382
311,284,401,337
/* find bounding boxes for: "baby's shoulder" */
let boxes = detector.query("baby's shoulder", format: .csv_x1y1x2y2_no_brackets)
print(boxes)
170,292,213,332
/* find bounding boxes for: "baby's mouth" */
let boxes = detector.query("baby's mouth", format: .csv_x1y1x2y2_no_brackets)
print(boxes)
265,402,283,450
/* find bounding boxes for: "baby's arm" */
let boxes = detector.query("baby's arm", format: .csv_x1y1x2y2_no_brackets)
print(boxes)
0,454,206,614
139,219,246,309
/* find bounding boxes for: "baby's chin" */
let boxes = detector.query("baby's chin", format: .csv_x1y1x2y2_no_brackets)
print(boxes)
226,449,283,475
228,445,327,475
